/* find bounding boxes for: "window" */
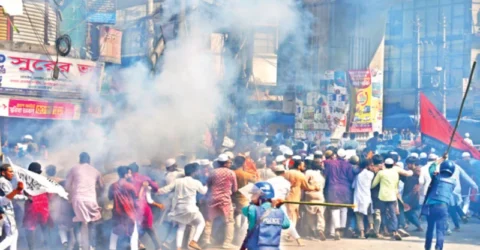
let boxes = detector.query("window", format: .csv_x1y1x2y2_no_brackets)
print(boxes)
254,28,277,55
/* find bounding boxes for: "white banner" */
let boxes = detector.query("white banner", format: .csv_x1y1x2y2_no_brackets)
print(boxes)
8,158,68,200
0,50,104,96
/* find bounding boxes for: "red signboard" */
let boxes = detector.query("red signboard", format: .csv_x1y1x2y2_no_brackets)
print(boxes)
7,99,78,120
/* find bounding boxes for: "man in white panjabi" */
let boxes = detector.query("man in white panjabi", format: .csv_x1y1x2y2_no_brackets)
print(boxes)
266,164,304,244
157,163,207,250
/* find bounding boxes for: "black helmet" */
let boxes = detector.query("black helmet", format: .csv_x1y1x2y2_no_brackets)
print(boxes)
440,160,455,176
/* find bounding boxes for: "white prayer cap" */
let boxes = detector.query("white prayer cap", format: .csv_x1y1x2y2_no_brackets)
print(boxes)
314,150,323,156
431,148,436,153
305,155,314,161
272,164,286,172
337,148,347,158
292,155,302,161
462,152,471,158
390,151,399,155
275,155,286,163
284,149,294,156
465,133,470,138
409,153,419,158
385,158,394,165
23,134,33,140
419,152,428,159
198,159,211,166
428,154,438,160
165,158,176,168
217,154,230,162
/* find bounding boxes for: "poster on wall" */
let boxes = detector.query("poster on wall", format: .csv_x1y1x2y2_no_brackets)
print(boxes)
0,50,104,99
99,26,123,64
0,97,81,120
348,70,373,133
295,72,349,143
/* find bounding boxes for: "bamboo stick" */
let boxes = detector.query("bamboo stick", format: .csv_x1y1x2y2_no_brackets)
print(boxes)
283,201,356,208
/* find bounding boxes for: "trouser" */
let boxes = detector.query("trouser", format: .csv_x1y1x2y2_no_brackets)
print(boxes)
281,205,300,239
330,208,348,230
59,226,76,250
109,223,139,250
176,215,206,248
204,210,234,245
305,208,326,233
234,213,248,232
462,189,471,214
74,221,100,249
139,227,161,249
355,212,374,232
448,206,460,228
26,225,50,250
405,207,421,228
380,201,398,233
373,209,382,234
425,204,448,250
347,209,356,230
398,201,406,229
0,229,18,250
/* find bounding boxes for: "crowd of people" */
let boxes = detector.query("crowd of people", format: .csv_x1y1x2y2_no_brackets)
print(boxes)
0,132,479,250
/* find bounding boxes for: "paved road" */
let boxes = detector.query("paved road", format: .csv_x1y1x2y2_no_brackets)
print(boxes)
208,218,480,250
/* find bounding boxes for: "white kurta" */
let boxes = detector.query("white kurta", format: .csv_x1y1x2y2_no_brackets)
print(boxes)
267,175,291,200
158,176,207,225
352,170,374,215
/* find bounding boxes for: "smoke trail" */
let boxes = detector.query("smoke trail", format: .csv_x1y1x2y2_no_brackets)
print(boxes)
35,0,307,173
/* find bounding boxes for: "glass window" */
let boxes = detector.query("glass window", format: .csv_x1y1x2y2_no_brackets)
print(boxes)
254,29,277,54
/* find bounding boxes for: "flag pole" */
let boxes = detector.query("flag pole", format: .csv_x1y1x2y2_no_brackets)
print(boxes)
446,61,476,154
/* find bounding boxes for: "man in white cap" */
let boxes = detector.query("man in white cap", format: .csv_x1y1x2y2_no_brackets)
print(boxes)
409,152,419,159
275,155,287,170
464,133,473,146
419,154,439,204
371,158,402,240
203,154,237,249
284,149,294,169
313,151,323,160
267,164,304,245
419,152,428,166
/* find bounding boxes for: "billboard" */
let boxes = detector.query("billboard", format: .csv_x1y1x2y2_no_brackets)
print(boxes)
348,70,373,133
86,0,117,24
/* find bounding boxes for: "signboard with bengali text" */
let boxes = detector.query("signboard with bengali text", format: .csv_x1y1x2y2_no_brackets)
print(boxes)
0,97,81,120
0,50,104,99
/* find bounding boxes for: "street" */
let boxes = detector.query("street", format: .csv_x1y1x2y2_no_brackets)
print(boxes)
206,218,480,250
277,220,480,250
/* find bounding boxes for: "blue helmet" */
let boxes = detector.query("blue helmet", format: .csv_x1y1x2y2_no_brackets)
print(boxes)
253,182,275,200
440,160,455,176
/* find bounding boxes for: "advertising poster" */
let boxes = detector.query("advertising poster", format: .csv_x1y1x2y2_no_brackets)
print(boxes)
371,69,383,132
99,26,123,64
295,72,349,142
0,97,81,120
348,70,373,133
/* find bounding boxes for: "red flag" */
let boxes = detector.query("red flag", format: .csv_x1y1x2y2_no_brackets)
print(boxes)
420,93,480,159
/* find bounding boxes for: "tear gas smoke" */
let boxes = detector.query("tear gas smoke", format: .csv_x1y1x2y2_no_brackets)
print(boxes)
26,0,306,173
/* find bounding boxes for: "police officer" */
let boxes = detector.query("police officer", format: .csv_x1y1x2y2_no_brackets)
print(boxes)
424,160,456,250
241,182,290,250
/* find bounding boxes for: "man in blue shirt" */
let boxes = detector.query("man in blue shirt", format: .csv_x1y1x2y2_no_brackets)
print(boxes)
241,182,290,250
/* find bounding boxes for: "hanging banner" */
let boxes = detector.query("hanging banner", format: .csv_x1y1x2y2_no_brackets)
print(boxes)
0,50,104,98
0,97,80,120
348,70,373,133
86,0,116,24
420,93,480,159
99,26,122,64
371,69,383,132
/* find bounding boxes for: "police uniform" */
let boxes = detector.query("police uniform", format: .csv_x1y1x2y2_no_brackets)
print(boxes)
242,182,290,250
424,161,456,250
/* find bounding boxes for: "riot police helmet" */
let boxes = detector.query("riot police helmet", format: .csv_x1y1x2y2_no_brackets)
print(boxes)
253,181,275,200
440,160,455,176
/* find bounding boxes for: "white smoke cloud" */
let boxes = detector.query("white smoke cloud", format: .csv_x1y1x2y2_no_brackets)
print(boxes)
37,0,305,173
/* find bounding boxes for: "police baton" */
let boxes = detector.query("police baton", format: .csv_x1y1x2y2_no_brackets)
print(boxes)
283,201,355,208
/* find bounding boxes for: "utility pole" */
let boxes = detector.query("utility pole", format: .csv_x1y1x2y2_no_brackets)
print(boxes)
442,15,447,118
146,0,155,72
416,15,422,127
